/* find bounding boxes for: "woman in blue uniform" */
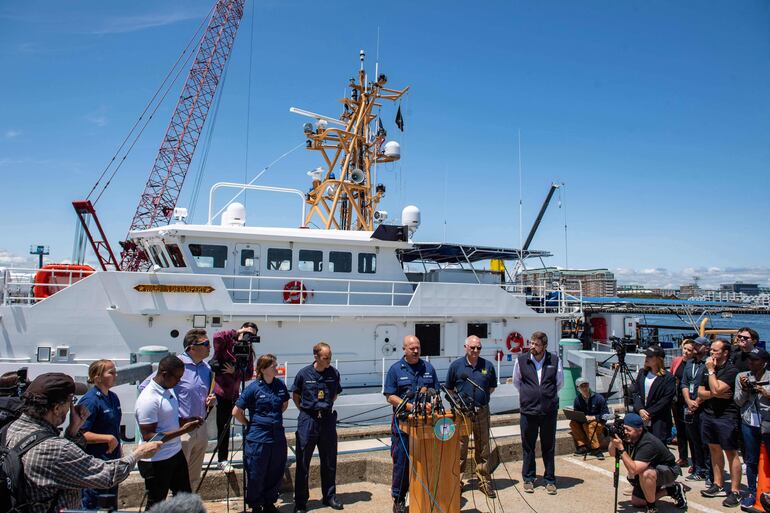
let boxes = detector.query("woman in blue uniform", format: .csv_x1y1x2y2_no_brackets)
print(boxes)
77,359,122,509
233,353,289,513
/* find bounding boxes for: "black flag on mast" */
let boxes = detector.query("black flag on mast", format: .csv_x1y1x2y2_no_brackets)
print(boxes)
395,105,404,131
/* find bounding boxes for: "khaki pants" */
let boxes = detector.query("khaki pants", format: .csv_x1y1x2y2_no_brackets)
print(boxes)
181,425,209,491
569,419,603,450
459,406,492,484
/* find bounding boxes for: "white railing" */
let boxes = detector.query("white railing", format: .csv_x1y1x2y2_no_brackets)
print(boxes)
1,267,94,305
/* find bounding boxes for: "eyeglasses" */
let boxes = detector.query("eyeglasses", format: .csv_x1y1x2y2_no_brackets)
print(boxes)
736,335,752,341
191,340,210,348
468,346,482,351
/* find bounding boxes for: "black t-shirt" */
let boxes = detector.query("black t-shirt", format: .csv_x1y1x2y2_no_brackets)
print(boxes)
630,430,676,468
700,361,740,417
731,347,754,373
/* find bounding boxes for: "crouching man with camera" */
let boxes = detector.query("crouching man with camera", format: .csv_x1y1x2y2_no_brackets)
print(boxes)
608,413,687,513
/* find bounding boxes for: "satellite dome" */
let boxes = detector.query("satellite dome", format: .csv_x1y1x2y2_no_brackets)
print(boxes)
221,202,246,227
383,141,401,160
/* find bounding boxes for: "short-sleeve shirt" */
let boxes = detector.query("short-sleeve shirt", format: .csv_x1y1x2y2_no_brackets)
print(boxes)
236,378,290,443
383,357,439,405
77,387,122,460
700,361,740,417
135,379,182,461
291,364,343,411
630,430,677,468
445,357,497,407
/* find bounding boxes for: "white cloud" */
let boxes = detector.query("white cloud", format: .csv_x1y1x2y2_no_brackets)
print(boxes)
0,250,35,267
4,130,21,139
85,108,108,127
91,10,206,35
614,266,770,289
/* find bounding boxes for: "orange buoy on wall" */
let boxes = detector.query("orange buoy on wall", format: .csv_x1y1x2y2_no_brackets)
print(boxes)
283,280,309,304
506,331,525,353
33,264,95,300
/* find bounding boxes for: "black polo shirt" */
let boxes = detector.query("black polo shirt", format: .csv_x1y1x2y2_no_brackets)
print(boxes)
446,356,497,407
700,361,739,417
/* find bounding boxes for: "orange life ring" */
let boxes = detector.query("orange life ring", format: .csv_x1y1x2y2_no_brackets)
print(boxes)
283,280,308,304
33,264,95,300
506,331,525,353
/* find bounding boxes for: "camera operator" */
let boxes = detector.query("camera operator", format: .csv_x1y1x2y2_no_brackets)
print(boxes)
733,348,770,507
731,327,760,372
697,339,741,507
211,322,257,473
680,336,712,483
632,345,676,443
569,377,609,459
608,413,687,513
5,373,161,513
446,335,497,497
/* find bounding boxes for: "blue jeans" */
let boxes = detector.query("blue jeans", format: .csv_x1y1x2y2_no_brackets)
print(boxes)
742,423,761,494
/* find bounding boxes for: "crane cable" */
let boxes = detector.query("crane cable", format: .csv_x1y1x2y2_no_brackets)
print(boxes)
86,3,216,204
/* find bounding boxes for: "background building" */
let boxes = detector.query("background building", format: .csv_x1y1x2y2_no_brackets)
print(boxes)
517,267,617,297
720,282,760,295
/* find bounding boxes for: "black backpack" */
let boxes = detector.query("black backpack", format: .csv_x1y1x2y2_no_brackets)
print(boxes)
0,397,55,513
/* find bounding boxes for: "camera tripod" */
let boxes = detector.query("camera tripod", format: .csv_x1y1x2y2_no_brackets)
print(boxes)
602,350,636,413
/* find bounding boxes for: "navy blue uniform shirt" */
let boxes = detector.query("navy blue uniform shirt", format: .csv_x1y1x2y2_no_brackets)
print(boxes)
236,378,290,443
291,364,342,411
445,356,497,407
77,387,122,459
383,357,439,405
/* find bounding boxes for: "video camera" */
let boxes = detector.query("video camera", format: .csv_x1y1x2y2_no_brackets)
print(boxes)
602,414,625,439
609,336,637,363
233,331,259,370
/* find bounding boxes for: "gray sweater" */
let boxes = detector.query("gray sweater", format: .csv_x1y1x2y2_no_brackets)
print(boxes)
734,369,770,427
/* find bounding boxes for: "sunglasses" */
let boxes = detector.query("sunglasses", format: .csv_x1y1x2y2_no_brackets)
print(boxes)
191,340,210,348
736,335,752,341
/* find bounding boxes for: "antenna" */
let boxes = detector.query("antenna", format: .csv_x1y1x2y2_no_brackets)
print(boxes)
375,27,380,82
561,182,569,269
360,49,365,71
518,129,523,268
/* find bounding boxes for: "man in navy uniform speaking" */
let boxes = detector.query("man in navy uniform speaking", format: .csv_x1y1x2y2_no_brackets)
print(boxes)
446,335,497,497
384,335,439,513
291,342,343,513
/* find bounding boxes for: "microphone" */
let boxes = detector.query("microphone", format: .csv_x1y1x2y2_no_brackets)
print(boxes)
460,372,486,394
394,390,415,417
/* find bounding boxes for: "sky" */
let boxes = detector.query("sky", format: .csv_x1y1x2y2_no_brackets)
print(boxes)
1,0,769,289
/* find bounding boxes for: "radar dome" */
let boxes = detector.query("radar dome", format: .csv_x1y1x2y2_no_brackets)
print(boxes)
221,202,246,227
401,205,420,232
383,141,401,160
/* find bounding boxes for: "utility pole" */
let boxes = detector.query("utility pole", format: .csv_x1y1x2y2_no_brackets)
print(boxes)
29,244,49,269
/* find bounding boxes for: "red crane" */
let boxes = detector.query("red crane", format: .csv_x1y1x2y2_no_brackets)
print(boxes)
75,0,246,271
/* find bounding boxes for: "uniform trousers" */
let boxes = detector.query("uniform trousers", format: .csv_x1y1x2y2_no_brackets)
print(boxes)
459,406,492,484
294,410,338,507
520,410,558,484
244,435,287,507
569,419,603,450
181,425,209,491
390,420,410,501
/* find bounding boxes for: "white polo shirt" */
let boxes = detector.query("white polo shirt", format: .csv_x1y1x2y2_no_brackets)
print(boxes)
135,378,182,462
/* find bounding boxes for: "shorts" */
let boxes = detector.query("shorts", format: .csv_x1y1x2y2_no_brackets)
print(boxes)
630,465,679,498
701,413,740,451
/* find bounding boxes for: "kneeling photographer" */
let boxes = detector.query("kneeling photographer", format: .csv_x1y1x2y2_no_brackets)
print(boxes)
210,322,257,473
608,413,687,513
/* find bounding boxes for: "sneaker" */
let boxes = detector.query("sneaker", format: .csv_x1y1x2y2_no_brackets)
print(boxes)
705,477,713,489
645,504,658,513
546,483,557,495
722,492,740,508
575,446,589,455
741,493,756,508
218,461,235,473
701,484,728,497
667,482,687,509
684,473,704,482
392,499,406,513
523,481,535,493
592,450,605,461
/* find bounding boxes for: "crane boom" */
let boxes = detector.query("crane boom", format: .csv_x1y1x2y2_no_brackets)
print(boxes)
120,0,246,271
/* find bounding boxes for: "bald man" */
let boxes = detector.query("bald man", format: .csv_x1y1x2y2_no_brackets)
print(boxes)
383,336,439,513
446,335,497,497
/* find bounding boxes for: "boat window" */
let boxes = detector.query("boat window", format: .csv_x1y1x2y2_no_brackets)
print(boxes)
329,251,352,273
298,250,323,272
267,248,292,271
189,244,228,269
240,249,255,267
149,245,169,268
358,253,376,274
467,323,488,339
165,244,186,268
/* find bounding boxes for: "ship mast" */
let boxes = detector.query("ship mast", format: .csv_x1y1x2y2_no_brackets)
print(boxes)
301,51,408,230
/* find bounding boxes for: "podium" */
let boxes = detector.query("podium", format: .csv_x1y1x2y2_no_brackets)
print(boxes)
400,413,469,513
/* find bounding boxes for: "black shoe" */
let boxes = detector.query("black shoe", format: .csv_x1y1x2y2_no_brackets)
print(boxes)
393,499,406,513
294,507,307,513
263,504,279,513
645,504,658,513
761,493,770,512
575,446,589,455
592,450,605,460
667,482,687,509
323,496,344,510
722,492,740,508
701,484,727,497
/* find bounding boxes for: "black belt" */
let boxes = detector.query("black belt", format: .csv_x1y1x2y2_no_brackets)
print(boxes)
301,408,333,419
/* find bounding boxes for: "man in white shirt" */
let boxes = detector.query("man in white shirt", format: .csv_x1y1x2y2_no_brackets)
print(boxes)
512,331,564,495
135,355,204,509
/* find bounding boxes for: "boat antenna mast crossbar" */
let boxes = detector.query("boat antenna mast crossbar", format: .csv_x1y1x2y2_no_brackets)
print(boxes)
71,0,246,271
298,50,408,231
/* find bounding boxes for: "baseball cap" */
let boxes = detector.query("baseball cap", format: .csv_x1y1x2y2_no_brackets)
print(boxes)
623,412,644,429
693,336,710,346
644,345,665,359
747,348,770,361
22,372,88,405
575,377,589,387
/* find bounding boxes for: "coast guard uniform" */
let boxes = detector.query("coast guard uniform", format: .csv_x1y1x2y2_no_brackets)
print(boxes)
292,363,343,510
236,378,290,509
383,357,439,502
